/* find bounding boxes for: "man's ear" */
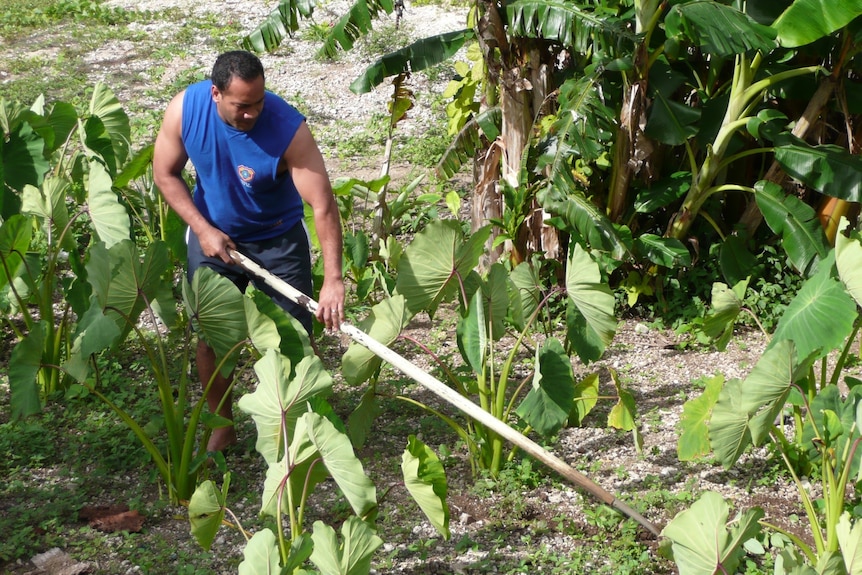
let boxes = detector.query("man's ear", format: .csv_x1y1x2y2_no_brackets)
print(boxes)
211,85,220,102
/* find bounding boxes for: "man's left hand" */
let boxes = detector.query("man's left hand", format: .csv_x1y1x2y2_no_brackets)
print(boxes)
316,278,345,331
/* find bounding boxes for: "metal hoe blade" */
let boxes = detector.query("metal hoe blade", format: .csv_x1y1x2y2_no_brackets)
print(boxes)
230,249,662,537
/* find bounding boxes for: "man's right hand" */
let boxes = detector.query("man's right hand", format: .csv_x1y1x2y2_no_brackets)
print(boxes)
197,225,236,264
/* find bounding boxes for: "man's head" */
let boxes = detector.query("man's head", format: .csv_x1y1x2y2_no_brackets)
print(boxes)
210,51,266,131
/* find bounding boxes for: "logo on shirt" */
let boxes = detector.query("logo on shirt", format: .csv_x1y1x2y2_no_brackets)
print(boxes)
238,165,255,184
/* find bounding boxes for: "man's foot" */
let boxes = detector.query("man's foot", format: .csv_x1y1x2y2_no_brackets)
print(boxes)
207,427,238,453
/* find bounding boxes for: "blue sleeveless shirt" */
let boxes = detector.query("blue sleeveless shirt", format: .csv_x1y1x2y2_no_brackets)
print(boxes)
181,80,306,242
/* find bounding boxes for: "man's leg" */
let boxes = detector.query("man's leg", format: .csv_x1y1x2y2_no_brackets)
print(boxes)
197,338,238,452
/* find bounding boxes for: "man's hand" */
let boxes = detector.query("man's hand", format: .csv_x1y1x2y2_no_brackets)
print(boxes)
316,277,345,331
197,226,236,264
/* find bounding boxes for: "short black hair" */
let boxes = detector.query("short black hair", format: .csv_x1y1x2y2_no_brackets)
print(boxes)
211,51,265,91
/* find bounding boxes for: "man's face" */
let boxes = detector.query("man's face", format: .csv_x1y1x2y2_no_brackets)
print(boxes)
211,75,265,131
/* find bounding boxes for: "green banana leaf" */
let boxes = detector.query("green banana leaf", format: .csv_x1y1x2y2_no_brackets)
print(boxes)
241,0,315,53
772,0,862,47
633,234,691,268
539,171,629,260
395,220,490,317
320,0,395,59
436,107,501,180
401,435,450,539
350,30,473,94
506,0,634,53
773,134,862,202
836,217,862,309
665,0,777,57
755,180,829,277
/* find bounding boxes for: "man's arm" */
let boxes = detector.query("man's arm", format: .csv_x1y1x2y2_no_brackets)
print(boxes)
153,91,235,264
284,122,344,330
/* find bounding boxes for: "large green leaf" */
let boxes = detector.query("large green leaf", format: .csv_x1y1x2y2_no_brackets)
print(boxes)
9,323,45,418
770,258,857,362
539,172,628,260
241,0,315,53
306,410,377,519
702,280,748,351
183,267,248,377
2,112,49,194
506,0,633,53
239,350,333,465
661,491,763,575
436,107,501,179
456,289,487,376
188,479,228,550
837,512,862,575
755,180,829,276
45,101,77,155
773,134,862,202
319,0,395,59
709,340,809,467
708,377,752,468
645,91,701,146
401,435,450,540
665,1,777,57
237,530,282,575
21,177,75,252
564,244,617,364
245,288,314,369
515,338,575,436
678,374,724,461
309,517,383,575
633,234,691,268
0,215,32,291
88,82,130,170
772,0,862,47
87,240,172,345
395,220,489,317
350,30,473,94
63,298,122,382
836,217,862,309
341,294,411,385
509,258,544,327
87,159,131,248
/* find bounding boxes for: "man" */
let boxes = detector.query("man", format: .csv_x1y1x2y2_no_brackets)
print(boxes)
153,50,344,452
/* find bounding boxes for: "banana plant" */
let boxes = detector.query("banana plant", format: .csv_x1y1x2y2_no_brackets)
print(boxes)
671,218,862,571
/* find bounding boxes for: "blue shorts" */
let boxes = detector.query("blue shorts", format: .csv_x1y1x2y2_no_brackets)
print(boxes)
187,221,314,334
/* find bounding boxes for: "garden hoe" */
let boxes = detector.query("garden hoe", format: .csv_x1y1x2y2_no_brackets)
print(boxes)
229,249,662,537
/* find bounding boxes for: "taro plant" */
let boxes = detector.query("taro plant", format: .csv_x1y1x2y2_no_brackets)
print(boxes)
188,308,451,573
341,219,638,478
666,218,862,573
